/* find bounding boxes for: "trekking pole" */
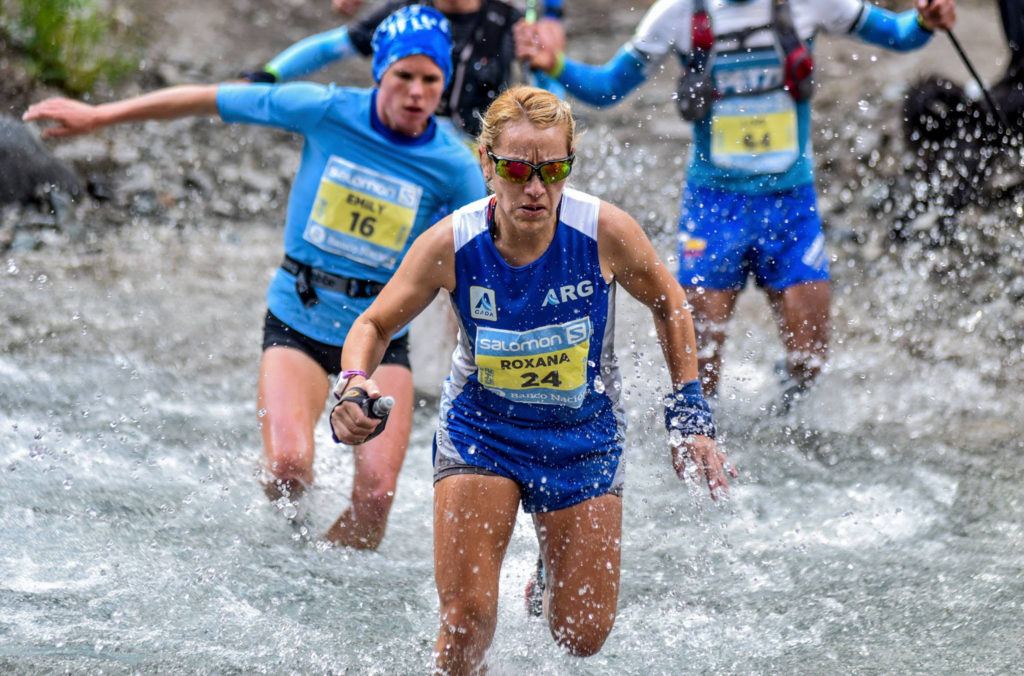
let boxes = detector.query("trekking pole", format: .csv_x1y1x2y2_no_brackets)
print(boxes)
925,0,1012,133
945,28,1013,133
520,0,538,84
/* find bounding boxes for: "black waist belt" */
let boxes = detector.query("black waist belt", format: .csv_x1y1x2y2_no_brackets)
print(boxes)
281,255,386,308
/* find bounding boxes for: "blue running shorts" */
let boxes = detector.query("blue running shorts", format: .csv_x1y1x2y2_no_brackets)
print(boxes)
676,183,830,292
433,407,624,514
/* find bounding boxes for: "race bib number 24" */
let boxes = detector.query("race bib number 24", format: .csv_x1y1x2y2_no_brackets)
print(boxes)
475,318,592,408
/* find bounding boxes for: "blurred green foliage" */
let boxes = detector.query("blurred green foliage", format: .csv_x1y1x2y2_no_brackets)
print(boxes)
1,0,135,94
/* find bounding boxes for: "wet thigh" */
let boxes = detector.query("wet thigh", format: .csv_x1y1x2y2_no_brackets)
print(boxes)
533,493,623,650
257,346,331,480
754,188,829,291
352,364,415,494
433,474,521,612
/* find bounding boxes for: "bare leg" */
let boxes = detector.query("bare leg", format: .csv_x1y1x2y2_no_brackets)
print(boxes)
325,364,414,549
767,281,831,388
533,493,623,657
257,346,330,503
433,474,521,675
685,287,740,396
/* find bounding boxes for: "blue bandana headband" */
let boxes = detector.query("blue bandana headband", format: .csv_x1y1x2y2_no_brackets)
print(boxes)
371,5,453,86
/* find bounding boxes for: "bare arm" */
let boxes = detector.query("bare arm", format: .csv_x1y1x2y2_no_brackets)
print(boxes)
597,202,737,498
330,218,457,444
332,0,363,16
23,85,220,138
598,201,697,389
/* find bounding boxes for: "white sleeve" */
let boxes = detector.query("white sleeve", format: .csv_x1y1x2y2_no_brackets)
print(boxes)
803,0,866,35
628,0,693,65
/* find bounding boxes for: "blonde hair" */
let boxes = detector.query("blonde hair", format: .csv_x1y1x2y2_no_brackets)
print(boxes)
476,86,577,152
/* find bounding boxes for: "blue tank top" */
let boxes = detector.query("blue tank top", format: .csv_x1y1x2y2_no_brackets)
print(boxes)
442,189,625,428
216,83,486,345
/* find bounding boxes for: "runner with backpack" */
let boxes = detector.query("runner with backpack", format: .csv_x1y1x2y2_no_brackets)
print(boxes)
516,0,957,409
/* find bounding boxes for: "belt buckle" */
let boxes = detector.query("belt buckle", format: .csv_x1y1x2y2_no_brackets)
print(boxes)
345,278,362,298
294,266,320,308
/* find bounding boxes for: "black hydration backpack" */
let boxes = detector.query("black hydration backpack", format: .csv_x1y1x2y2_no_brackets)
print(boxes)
676,0,814,121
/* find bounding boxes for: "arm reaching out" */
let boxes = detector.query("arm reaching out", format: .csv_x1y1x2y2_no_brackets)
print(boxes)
330,218,457,445
850,0,956,52
23,85,220,138
597,202,738,499
514,22,649,109
264,26,360,82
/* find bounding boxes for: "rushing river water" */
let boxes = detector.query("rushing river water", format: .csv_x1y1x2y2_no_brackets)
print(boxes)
3,122,1023,673
3,5,1024,669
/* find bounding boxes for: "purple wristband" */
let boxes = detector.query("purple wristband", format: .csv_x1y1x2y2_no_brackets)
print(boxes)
334,369,368,401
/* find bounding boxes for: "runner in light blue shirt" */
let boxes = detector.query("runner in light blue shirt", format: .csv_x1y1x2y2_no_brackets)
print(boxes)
24,5,486,549
244,0,569,141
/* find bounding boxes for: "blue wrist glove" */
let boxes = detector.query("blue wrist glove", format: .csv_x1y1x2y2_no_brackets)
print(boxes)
664,380,716,440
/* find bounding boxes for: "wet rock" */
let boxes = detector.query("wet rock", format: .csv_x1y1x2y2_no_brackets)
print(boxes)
87,176,116,202
239,163,280,194
1007,274,1024,301
46,188,81,235
210,198,238,218
0,116,82,204
129,191,163,216
10,229,44,252
52,136,111,165
184,169,215,195
118,164,157,194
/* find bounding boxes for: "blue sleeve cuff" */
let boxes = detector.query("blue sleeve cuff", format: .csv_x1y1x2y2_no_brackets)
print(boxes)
680,379,703,397
559,45,648,109
854,6,932,52
267,26,357,81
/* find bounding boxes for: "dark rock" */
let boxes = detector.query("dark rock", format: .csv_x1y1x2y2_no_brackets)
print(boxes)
0,116,82,204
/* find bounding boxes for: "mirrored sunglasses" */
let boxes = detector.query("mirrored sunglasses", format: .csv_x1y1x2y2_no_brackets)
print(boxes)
487,150,575,185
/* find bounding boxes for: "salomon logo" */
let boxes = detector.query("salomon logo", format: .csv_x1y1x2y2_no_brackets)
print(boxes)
470,286,497,321
542,280,594,307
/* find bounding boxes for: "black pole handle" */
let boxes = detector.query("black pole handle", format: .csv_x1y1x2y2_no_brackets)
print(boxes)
330,387,394,444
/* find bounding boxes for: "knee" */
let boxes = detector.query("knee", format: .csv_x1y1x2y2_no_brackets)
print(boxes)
551,620,614,658
262,425,315,481
353,472,399,514
262,476,308,504
438,596,498,643
547,593,617,658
